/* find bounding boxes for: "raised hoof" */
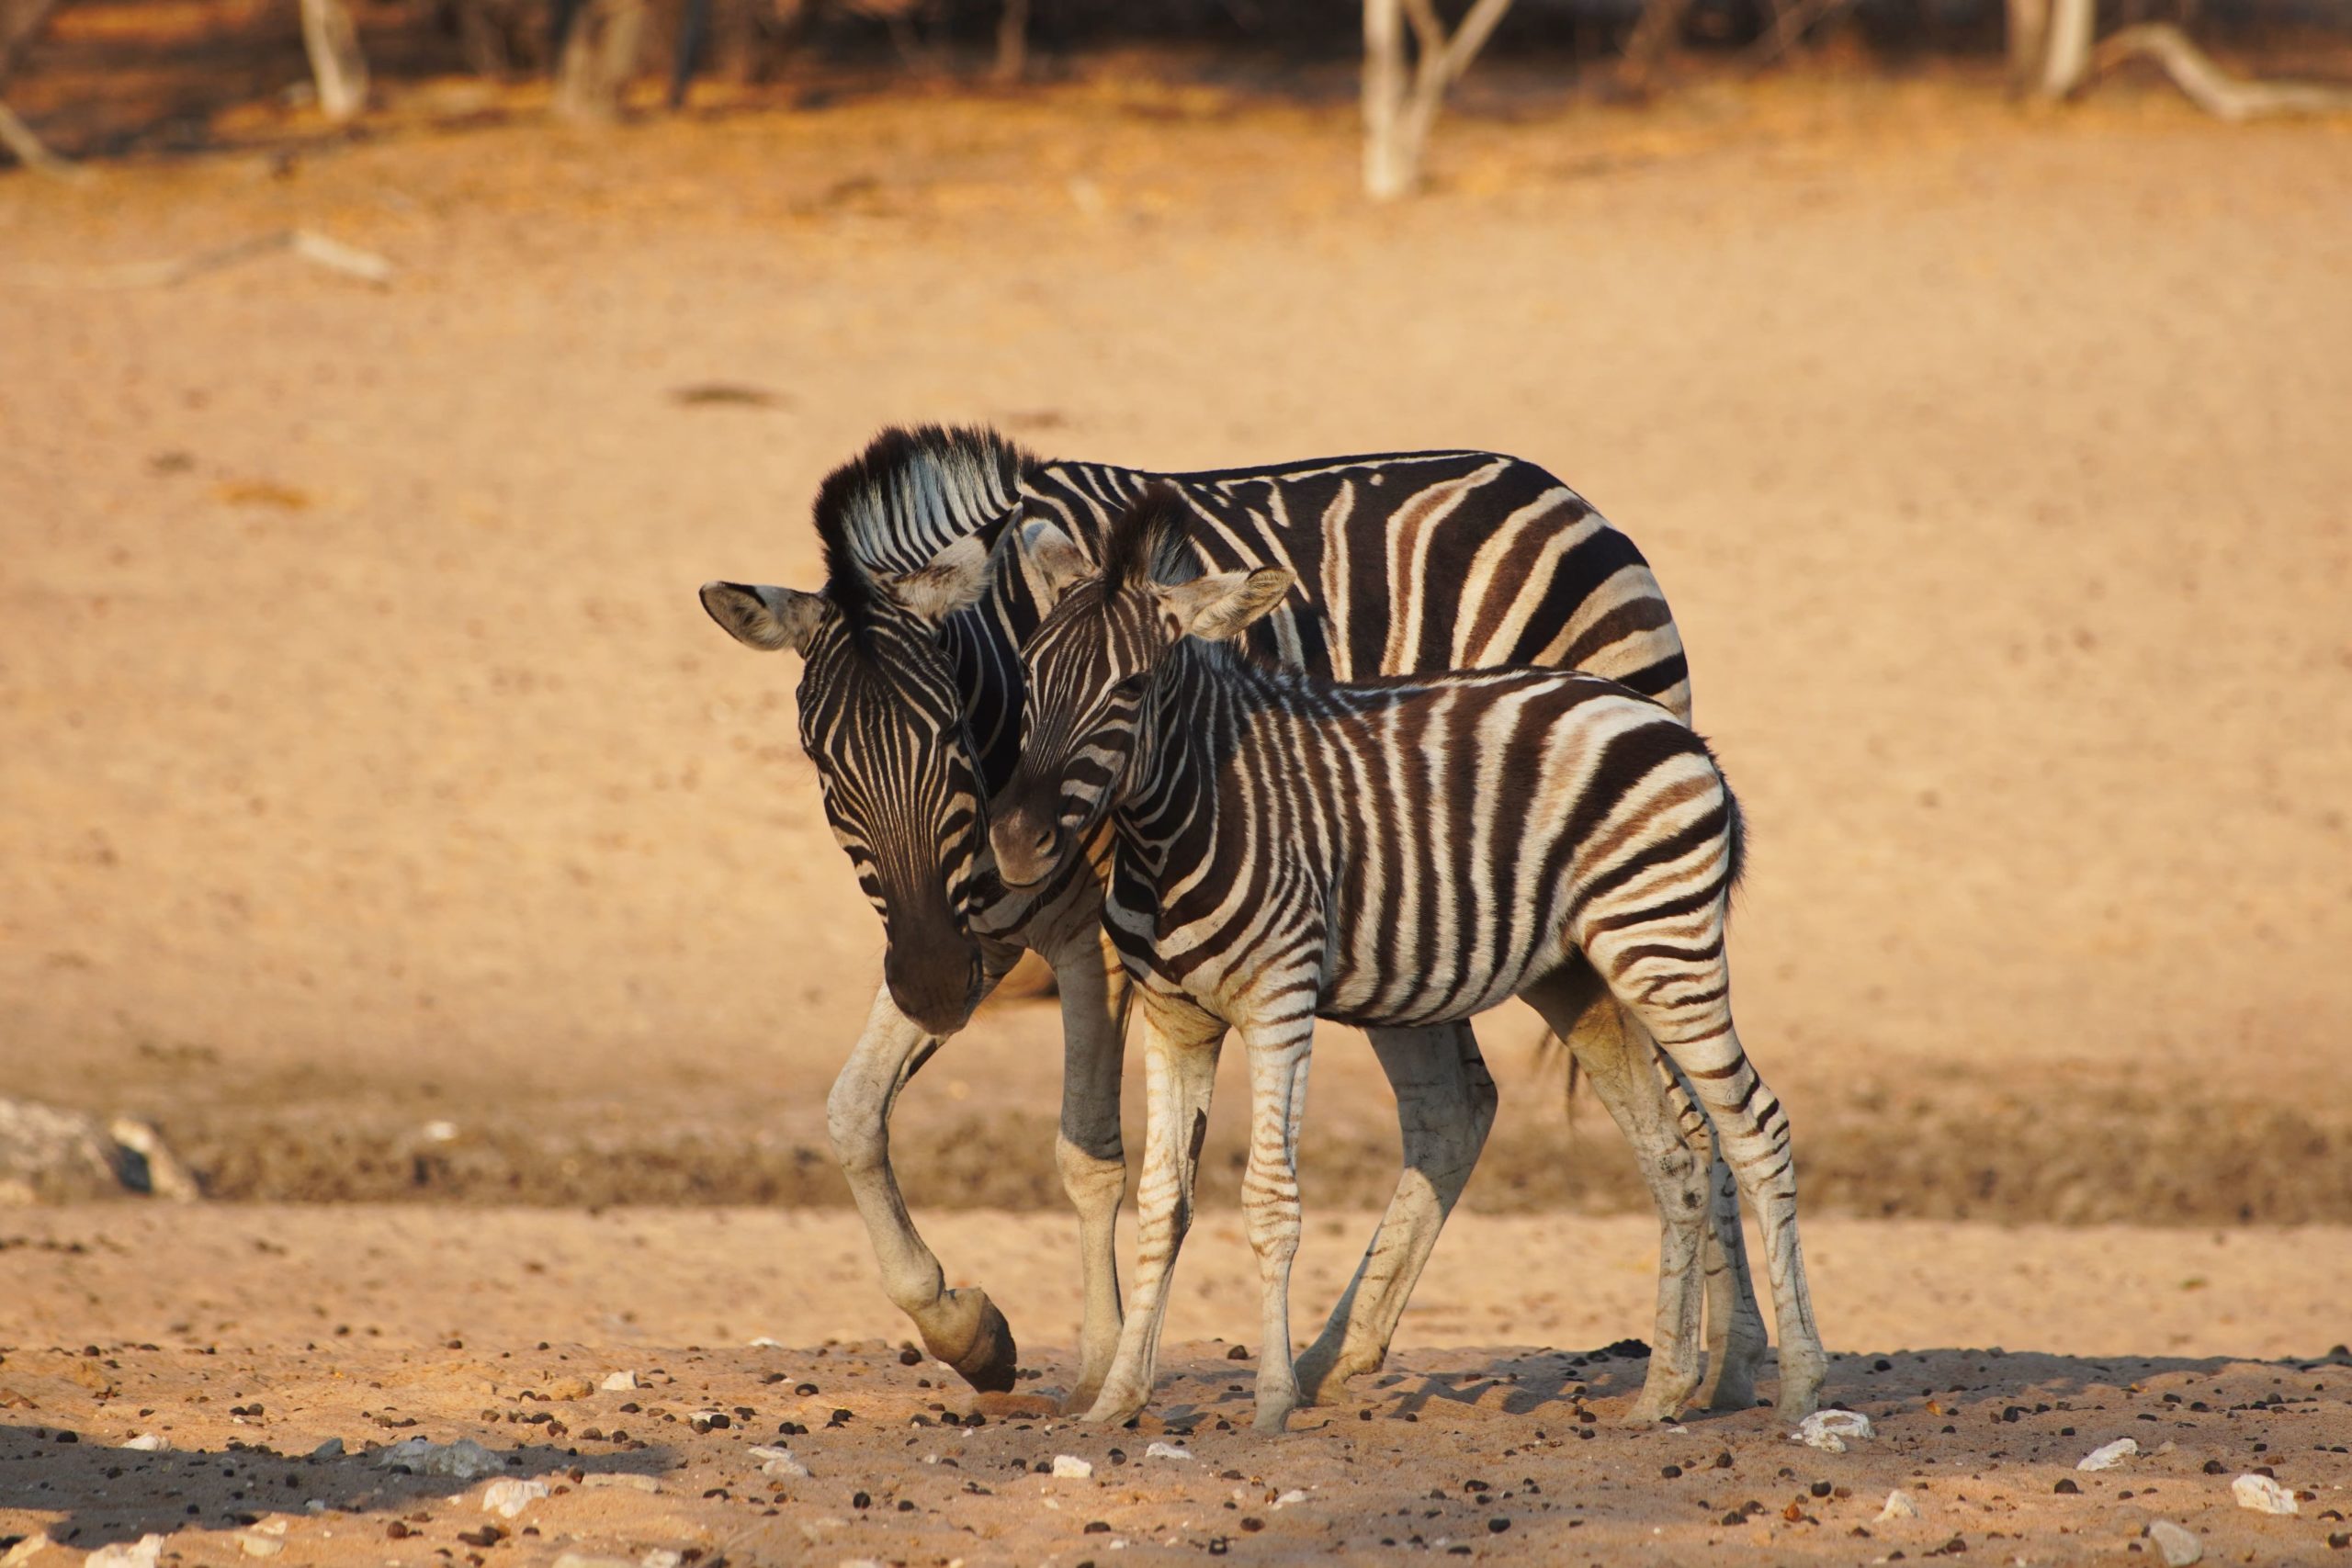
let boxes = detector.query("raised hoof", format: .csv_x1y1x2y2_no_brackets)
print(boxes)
924,1289,1021,1395
1059,1379,1105,1417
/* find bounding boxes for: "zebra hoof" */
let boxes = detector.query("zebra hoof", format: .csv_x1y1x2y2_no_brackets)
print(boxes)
1294,1347,1372,1407
926,1289,1021,1394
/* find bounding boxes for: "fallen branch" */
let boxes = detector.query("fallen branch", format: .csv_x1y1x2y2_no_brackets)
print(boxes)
9,228,396,288
2086,23,2352,120
0,95,81,178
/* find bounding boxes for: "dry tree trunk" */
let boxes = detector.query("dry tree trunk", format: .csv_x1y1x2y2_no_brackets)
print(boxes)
299,0,370,120
993,0,1028,83
1361,0,1515,200
2005,0,2049,92
555,0,647,121
2034,0,2094,97
1617,0,1697,96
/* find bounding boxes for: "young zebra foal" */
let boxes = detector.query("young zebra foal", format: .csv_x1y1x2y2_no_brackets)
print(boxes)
989,488,1826,1432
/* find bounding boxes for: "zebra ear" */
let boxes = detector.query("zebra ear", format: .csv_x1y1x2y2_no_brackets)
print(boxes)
1162,567,1294,643
700,581,827,654
876,510,1019,625
1017,520,1094,609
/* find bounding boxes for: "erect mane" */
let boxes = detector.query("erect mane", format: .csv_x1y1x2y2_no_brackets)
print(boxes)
811,424,1033,634
1101,483,1200,597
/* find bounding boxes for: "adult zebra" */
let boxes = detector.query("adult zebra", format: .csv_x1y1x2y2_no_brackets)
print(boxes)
697,425,1764,1418
984,486,1826,1430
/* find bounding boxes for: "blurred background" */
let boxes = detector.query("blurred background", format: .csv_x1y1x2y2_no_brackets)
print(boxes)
2,0,2347,1228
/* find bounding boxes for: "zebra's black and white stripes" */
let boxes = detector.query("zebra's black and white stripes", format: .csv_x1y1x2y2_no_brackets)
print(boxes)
989,486,1825,1431
699,425,1762,1417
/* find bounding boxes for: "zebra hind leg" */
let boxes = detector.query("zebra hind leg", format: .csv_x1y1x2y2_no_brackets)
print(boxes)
1295,1021,1496,1406
1523,962,1708,1425
1657,1049,1770,1411
1590,943,1826,1420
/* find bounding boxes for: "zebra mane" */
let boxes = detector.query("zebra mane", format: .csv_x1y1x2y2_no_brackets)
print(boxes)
1102,483,1200,597
812,424,1033,634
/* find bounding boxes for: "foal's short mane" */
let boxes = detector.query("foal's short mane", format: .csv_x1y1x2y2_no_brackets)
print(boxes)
811,423,1034,647
1101,483,1198,597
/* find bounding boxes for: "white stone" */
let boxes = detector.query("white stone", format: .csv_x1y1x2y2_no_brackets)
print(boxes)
552,1555,636,1568
0,1534,49,1566
375,1437,502,1479
2077,1438,2138,1471
1273,1489,1308,1506
121,1433,169,1452
2147,1519,2202,1566
2231,1474,2299,1515
749,1445,809,1478
84,1538,165,1568
601,1370,639,1392
582,1472,662,1493
1876,1489,1920,1521
1051,1454,1093,1479
481,1478,549,1518
238,1536,284,1558
1790,1409,1873,1451
311,1437,345,1459
643,1552,684,1568
1145,1442,1193,1461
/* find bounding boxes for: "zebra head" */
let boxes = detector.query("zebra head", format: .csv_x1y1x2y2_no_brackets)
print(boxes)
990,485,1293,889
698,427,1024,1038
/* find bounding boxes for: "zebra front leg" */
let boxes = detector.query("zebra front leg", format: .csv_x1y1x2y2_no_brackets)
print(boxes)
1082,992,1226,1427
1046,921,1131,1416
1295,1022,1496,1406
826,971,1022,1393
1658,1051,1768,1411
1523,964,1708,1426
1238,1009,1317,1433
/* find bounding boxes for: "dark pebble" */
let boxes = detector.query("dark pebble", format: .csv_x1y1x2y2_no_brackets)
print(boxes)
2053,1479,2080,1495
1487,1518,1510,1534
1811,1481,1833,1497
1239,1517,1264,1532
899,1349,922,1367
1661,1465,1683,1479
1228,1346,1250,1360
852,1491,871,1509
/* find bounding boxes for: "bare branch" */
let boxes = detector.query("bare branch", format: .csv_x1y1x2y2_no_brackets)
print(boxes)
2088,23,2352,119
0,96,81,178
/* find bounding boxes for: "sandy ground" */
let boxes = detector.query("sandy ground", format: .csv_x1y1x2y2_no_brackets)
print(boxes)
3,1206,2351,1565
5,54,2352,1562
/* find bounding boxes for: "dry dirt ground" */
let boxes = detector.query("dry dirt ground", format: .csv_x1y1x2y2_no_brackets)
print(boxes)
3,1206,2351,1566
4,51,2352,1565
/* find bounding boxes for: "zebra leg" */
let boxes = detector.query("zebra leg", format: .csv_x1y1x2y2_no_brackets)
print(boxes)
826,962,1023,1393
1295,1022,1496,1406
1045,921,1132,1416
1591,945,1827,1420
1524,963,1708,1425
1657,1050,1769,1410
1238,1010,1317,1433
1081,992,1226,1427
